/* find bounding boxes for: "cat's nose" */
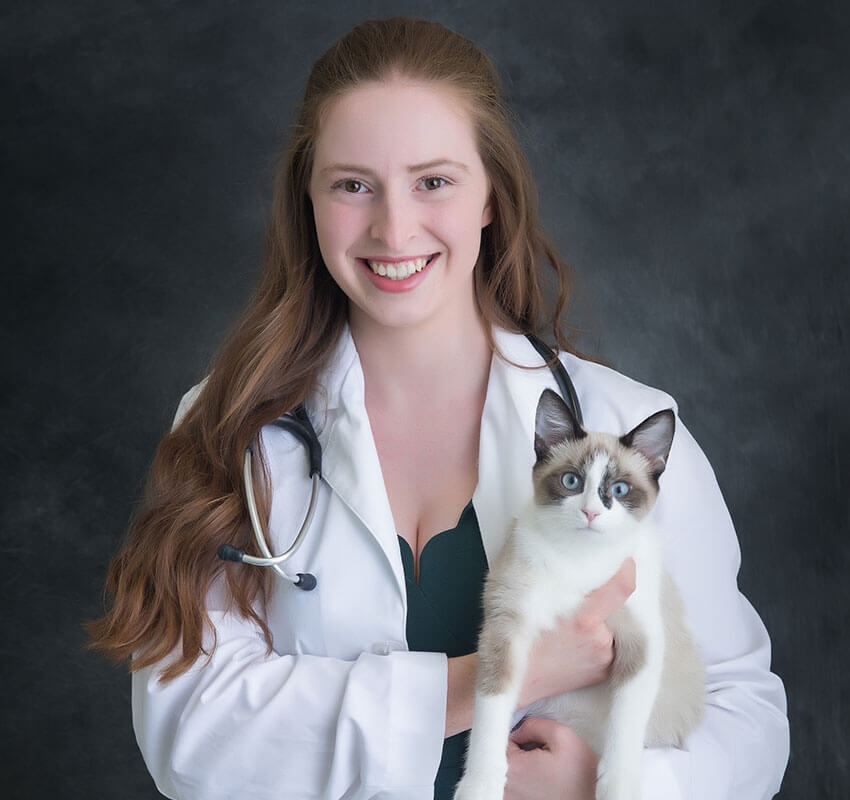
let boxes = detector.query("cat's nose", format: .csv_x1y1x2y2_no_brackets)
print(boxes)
582,508,600,523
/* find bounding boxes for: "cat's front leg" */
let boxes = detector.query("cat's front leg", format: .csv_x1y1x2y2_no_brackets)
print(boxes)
596,755,642,800
595,609,661,800
595,690,648,800
453,617,536,800
453,692,518,800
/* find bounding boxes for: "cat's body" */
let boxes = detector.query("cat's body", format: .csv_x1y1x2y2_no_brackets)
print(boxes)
454,390,705,800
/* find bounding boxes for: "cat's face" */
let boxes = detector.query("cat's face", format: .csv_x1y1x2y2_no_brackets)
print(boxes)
532,390,675,539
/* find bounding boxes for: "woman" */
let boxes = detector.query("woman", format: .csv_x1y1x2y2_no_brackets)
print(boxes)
89,18,788,799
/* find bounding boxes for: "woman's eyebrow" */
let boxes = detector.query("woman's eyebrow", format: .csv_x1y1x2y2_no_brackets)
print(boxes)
408,158,471,174
319,159,471,175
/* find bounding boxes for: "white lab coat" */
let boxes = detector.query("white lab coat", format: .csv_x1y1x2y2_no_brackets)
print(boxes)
132,328,789,799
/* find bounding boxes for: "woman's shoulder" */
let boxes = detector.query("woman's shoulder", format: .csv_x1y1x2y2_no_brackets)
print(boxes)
493,329,678,436
558,350,679,435
168,330,357,434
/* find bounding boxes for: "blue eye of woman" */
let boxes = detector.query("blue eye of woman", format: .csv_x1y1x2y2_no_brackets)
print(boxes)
611,481,630,499
561,472,582,491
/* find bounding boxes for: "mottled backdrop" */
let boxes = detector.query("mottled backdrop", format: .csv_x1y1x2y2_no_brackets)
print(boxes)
2,0,847,797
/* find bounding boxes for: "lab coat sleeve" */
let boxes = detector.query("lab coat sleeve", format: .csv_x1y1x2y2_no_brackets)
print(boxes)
131,597,448,800
638,416,789,799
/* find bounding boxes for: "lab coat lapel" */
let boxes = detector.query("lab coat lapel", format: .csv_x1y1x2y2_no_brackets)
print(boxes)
474,330,558,566
317,331,406,599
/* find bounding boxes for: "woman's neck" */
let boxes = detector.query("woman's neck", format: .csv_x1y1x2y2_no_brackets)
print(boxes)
350,306,492,409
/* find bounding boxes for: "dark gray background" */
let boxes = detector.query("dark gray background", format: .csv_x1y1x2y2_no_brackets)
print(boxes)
2,0,847,797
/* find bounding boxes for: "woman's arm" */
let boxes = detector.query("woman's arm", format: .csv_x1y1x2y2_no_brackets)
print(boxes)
446,652,478,737
132,595,448,800
134,565,631,798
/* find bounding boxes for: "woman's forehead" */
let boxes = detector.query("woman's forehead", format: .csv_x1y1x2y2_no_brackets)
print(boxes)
312,79,482,171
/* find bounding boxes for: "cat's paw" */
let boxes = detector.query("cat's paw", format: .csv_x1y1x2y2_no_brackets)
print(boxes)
595,761,640,800
453,774,507,800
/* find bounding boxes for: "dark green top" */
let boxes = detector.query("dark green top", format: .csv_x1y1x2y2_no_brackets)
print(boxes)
397,501,488,799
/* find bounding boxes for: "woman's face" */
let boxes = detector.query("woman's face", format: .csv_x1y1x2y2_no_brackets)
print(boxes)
309,78,493,338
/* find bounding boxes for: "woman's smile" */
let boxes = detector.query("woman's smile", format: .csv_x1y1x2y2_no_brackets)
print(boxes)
358,253,440,291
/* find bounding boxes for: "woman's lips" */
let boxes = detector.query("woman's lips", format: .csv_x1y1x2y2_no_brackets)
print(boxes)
358,253,439,293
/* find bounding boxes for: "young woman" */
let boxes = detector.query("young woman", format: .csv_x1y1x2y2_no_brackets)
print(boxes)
89,18,788,800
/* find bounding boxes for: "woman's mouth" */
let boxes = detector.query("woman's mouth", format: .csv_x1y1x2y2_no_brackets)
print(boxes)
362,254,438,281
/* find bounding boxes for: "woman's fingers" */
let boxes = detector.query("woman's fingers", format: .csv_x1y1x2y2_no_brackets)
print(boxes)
520,559,637,703
510,716,564,749
506,718,599,799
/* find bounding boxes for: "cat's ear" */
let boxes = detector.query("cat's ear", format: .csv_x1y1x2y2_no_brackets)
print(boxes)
621,410,676,479
535,388,585,462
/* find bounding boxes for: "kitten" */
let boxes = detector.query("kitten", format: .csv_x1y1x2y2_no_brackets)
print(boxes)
454,389,705,800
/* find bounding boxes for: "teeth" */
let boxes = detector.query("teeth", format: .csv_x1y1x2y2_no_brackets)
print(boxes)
366,256,430,280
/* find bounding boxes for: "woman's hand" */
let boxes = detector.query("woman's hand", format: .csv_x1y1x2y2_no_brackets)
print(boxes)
446,559,635,737
519,558,636,707
505,716,598,799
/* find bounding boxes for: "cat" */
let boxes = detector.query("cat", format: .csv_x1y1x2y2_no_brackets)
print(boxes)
454,388,705,800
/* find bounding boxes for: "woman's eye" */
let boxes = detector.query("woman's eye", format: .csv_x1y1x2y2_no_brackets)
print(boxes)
420,176,447,191
611,481,630,499
337,179,366,193
561,472,582,491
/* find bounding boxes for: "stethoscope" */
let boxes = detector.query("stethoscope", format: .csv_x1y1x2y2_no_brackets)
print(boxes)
218,334,583,592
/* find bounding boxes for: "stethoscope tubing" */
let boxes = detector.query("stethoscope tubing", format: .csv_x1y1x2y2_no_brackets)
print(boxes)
242,446,320,574
218,440,320,590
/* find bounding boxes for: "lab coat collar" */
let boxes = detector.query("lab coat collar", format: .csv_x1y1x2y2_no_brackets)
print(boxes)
314,326,562,584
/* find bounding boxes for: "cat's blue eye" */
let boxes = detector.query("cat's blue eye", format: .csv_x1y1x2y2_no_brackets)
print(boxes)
611,481,630,499
561,472,582,491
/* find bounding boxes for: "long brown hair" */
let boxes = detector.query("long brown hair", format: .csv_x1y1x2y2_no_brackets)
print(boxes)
87,17,577,681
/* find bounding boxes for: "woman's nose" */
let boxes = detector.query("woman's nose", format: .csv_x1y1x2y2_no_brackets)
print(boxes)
369,191,416,250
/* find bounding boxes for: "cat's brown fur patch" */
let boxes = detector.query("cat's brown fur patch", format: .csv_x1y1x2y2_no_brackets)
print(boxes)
476,607,522,695
609,606,648,687
477,532,532,696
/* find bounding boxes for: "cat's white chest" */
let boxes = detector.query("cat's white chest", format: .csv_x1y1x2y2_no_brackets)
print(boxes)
515,515,659,613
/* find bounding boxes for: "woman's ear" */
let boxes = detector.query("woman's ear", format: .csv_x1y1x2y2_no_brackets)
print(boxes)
481,199,494,228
